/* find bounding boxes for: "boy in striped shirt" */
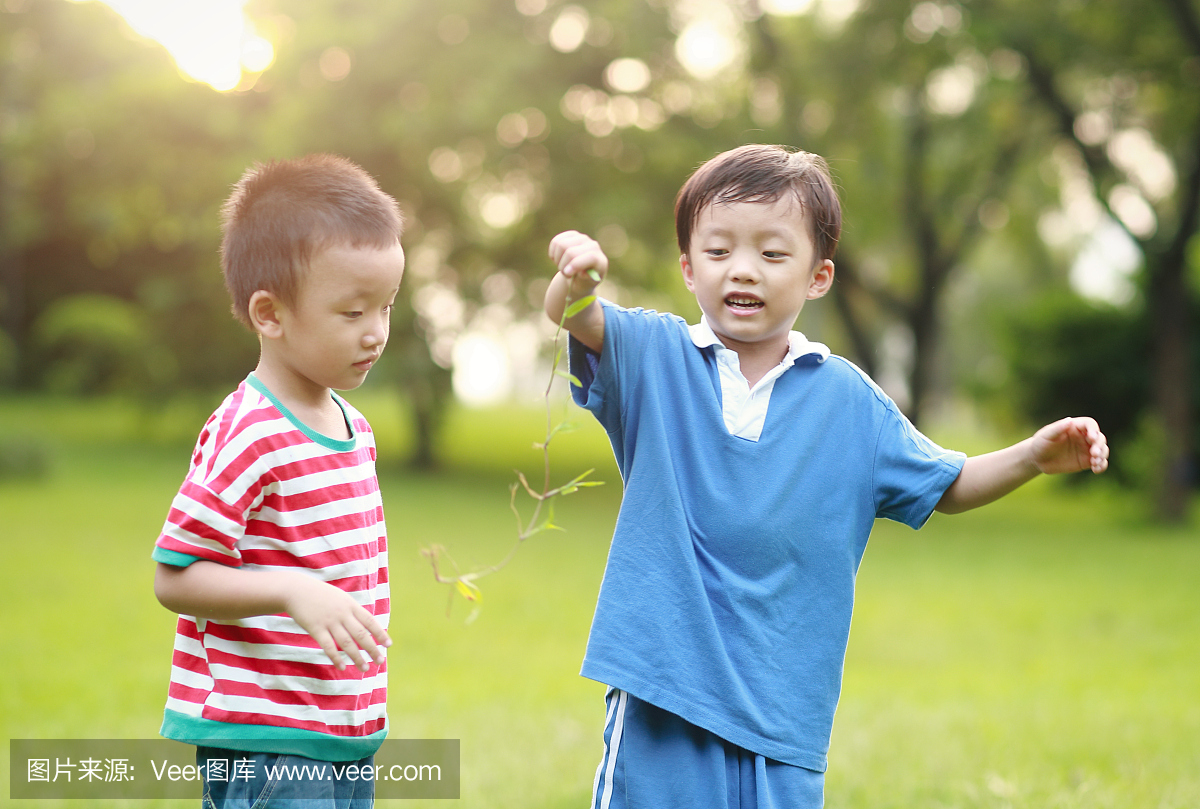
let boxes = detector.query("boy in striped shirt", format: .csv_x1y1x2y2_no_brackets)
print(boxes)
153,154,405,808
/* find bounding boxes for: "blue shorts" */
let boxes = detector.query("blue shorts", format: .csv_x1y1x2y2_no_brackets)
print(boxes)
196,746,374,809
590,689,825,809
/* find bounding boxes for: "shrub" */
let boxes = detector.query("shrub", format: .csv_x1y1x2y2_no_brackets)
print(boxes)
30,294,176,396
1000,292,1198,489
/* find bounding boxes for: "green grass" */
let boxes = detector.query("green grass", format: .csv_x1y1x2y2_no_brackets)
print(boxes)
1,392,1197,808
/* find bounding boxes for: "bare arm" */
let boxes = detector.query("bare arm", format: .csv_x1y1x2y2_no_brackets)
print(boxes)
935,416,1109,514
154,561,390,672
545,230,607,353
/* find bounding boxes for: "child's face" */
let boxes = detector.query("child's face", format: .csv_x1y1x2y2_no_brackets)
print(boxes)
680,195,833,361
268,242,405,395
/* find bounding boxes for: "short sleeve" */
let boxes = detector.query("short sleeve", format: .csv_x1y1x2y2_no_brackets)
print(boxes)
568,299,626,433
873,405,966,528
154,476,250,566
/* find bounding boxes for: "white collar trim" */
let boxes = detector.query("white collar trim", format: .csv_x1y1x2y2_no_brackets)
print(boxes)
687,316,830,366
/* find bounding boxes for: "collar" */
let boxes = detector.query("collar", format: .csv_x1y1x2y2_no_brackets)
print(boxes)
687,316,830,366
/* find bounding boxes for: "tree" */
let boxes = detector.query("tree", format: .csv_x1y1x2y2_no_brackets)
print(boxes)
976,0,1198,520
1,0,259,395
233,0,690,465
723,0,1061,424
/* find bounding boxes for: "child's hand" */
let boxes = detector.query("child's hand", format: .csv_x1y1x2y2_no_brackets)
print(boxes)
1030,416,1109,475
549,230,607,298
285,577,392,673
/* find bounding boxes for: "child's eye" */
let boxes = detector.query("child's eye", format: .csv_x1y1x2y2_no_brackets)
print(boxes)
705,248,728,258
345,311,363,319
763,251,787,259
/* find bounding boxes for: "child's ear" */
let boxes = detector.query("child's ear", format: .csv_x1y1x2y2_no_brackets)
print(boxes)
679,253,696,293
248,290,285,338
806,260,835,300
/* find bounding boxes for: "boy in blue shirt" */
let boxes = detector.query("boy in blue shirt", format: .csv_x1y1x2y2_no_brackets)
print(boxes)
544,144,1109,809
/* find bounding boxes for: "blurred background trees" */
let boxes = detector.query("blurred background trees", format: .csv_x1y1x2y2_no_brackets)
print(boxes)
1,0,1195,519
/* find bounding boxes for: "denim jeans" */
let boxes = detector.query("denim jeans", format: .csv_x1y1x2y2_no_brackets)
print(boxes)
197,746,375,809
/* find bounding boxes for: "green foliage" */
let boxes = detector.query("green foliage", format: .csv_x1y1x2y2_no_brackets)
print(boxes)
3,0,1195,503
30,293,174,396
1,0,255,393
1003,294,1147,442
1000,292,1200,489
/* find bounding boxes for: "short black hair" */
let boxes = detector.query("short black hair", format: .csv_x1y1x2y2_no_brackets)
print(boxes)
674,144,841,262
220,154,404,326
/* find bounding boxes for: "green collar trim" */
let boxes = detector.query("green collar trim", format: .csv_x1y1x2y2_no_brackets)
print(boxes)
246,374,357,452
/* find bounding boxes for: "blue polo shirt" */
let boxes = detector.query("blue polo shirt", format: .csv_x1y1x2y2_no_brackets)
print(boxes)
571,301,965,772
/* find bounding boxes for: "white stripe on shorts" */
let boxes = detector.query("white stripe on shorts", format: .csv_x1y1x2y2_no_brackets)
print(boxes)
591,688,629,809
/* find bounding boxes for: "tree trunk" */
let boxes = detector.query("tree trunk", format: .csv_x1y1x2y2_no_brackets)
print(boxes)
409,386,440,471
395,334,452,472
907,291,940,430
1148,251,1195,521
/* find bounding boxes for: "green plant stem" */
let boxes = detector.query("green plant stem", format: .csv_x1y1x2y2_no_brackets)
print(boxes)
422,293,601,618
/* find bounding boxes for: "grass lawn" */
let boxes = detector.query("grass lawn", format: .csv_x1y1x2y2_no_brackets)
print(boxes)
1,390,1197,808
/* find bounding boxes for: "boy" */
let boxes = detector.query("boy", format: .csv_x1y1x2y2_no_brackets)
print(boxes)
544,144,1108,808
153,154,405,808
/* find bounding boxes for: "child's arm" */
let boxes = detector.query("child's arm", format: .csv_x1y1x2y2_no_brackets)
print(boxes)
154,561,391,672
545,230,608,353
935,416,1109,514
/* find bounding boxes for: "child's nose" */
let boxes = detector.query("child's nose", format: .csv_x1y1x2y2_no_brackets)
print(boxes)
363,314,389,347
729,254,761,282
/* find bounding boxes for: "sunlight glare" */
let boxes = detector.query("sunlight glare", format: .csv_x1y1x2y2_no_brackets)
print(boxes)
760,0,815,15
675,20,742,81
72,0,274,92
1070,217,1140,306
452,332,512,407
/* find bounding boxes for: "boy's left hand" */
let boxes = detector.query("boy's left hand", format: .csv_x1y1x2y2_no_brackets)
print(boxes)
1030,416,1109,475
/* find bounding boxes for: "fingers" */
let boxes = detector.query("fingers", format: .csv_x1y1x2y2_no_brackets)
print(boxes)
1037,416,1077,441
313,629,352,672
1063,417,1109,473
1083,420,1110,474
1039,416,1110,475
293,587,392,673
324,611,391,672
549,230,607,283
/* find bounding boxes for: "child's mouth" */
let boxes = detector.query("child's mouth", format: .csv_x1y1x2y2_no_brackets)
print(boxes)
725,295,764,312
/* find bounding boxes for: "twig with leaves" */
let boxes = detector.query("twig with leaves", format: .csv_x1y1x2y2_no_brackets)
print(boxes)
422,279,604,622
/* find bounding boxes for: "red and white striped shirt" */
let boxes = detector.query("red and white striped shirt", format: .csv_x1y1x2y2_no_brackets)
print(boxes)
154,375,389,760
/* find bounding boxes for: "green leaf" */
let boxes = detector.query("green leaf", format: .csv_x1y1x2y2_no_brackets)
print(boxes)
555,369,583,386
586,269,602,283
455,578,482,602
563,294,596,320
565,468,598,486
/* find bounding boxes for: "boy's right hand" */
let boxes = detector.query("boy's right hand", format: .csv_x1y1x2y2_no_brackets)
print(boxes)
549,230,608,298
284,576,392,673
545,230,608,352
155,560,391,673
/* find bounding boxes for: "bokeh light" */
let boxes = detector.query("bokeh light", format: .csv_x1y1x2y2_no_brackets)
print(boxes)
70,0,274,91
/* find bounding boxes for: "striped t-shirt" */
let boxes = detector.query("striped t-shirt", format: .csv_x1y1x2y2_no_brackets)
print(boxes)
153,374,389,762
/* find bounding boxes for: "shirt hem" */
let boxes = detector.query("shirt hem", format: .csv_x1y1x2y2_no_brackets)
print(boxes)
160,709,387,762
580,663,829,773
